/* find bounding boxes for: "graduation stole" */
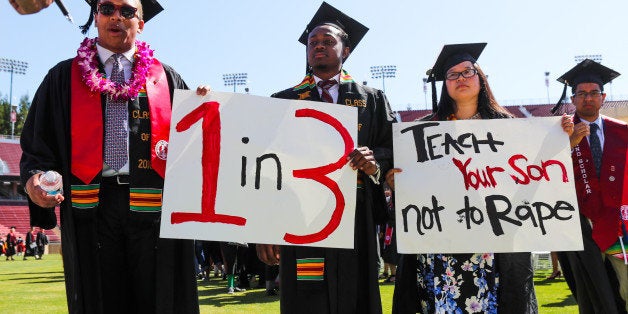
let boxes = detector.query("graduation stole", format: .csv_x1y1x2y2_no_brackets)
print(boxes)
617,151,628,262
292,69,355,92
571,116,600,203
571,142,599,197
70,57,171,184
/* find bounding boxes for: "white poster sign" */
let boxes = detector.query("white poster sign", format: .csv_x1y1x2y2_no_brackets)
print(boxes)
393,117,583,253
160,90,358,248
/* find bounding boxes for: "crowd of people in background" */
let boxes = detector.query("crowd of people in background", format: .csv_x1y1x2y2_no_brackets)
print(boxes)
194,241,280,296
2,226,48,261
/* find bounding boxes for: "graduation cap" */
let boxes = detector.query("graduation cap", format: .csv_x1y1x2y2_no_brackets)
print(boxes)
298,2,369,58
80,0,164,34
551,59,620,114
425,43,487,112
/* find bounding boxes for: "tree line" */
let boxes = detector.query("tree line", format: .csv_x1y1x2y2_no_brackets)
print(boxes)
0,93,30,137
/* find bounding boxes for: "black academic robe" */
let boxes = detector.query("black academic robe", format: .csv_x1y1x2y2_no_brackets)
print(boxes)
20,58,199,314
271,74,395,314
557,215,626,314
36,231,47,256
24,231,36,256
5,233,16,257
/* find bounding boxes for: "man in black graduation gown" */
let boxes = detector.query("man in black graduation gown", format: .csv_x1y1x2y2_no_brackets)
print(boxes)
20,0,202,313
256,2,395,313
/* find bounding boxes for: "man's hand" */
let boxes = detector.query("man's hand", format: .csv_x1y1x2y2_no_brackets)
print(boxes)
256,244,280,265
26,172,64,208
561,114,574,137
196,85,211,96
9,0,53,15
347,146,378,175
570,122,590,149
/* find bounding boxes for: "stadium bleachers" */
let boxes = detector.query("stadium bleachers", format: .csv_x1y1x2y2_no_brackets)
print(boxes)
0,205,60,242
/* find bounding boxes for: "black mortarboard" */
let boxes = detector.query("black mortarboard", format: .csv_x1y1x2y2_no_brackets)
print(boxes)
298,2,369,54
551,59,620,114
557,59,619,88
80,0,164,34
425,43,487,112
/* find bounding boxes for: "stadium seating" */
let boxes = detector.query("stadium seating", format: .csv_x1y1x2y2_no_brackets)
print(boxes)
0,205,60,242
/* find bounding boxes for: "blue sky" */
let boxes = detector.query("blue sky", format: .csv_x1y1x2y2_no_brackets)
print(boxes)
2,0,628,112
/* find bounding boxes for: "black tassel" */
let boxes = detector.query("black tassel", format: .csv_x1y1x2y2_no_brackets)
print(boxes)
550,83,568,115
430,78,437,113
79,5,96,35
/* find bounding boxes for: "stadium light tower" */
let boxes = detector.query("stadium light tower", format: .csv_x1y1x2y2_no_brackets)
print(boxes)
574,54,602,63
370,65,396,93
222,73,248,93
0,58,29,139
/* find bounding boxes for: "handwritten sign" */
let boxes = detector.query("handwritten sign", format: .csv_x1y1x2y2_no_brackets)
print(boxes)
393,117,583,253
160,90,358,248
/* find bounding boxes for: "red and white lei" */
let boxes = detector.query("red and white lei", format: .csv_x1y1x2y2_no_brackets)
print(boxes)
76,37,154,101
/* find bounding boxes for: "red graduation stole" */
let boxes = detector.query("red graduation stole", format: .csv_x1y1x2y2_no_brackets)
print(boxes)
70,57,171,184
621,149,628,241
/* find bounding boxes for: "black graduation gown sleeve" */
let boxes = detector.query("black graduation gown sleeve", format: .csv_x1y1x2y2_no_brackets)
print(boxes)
21,59,87,313
20,59,73,230
494,252,538,313
155,62,200,314
20,59,199,314
392,254,420,313
349,84,394,225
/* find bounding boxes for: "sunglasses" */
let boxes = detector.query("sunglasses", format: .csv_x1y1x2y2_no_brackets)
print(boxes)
98,2,138,19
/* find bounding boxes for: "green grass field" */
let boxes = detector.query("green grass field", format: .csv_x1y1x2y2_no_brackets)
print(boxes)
0,254,577,313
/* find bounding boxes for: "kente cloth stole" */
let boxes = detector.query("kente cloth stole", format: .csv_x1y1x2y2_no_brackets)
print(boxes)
296,258,325,281
292,69,355,91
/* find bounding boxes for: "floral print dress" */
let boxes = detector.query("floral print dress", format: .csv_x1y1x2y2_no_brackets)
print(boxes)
417,253,498,313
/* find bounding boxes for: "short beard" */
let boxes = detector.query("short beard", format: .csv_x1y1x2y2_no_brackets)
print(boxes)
312,63,330,71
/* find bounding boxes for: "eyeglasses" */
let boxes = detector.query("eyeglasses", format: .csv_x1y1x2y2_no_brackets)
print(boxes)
573,90,603,99
445,68,478,81
98,2,138,19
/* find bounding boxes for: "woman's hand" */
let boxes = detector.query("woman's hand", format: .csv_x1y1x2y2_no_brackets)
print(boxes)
385,168,402,191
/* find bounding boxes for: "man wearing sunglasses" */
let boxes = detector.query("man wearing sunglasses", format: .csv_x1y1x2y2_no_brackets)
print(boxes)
20,0,204,313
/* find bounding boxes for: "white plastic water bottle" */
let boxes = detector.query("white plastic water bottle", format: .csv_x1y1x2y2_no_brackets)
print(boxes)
39,170,63,195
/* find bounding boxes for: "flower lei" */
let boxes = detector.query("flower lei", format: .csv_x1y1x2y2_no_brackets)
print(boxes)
76,37,154,101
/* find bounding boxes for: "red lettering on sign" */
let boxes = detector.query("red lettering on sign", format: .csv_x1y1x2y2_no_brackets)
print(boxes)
452,157,504,190
508,154,568,185
171,101,246,226
284,108,354,244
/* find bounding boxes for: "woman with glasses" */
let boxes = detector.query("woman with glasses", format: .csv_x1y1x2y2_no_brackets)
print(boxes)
390,43,548,314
